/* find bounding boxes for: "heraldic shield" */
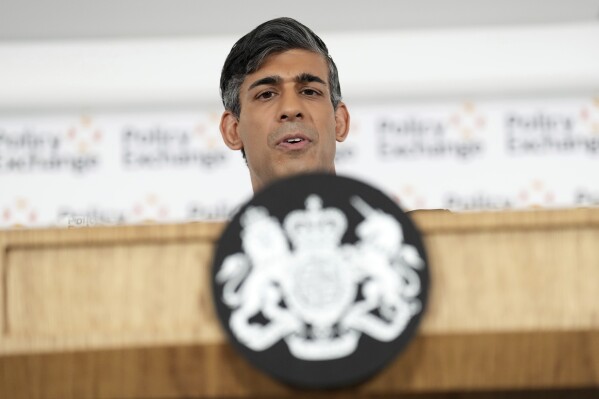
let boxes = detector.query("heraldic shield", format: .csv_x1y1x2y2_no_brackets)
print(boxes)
211,174,429,388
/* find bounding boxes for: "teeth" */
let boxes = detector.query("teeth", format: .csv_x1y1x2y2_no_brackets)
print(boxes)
286,138,302,143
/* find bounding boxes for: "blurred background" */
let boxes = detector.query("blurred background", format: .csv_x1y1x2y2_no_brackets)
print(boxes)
1,0,598,228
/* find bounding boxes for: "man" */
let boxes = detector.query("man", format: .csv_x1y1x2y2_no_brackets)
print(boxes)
219,17,350,193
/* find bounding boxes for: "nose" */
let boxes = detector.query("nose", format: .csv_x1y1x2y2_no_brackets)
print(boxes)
278,91,304,122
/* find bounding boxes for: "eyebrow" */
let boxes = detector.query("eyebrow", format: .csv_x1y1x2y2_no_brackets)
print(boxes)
248,76,281,91
296,73,326,86
247,73,327,91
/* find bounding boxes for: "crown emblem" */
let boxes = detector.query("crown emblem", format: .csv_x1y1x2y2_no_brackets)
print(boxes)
283,195,347,250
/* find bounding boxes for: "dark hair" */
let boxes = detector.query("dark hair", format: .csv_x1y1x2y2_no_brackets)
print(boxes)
220,17,342,118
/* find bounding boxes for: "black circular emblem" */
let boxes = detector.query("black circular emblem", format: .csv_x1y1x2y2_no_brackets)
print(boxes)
212,174,429,388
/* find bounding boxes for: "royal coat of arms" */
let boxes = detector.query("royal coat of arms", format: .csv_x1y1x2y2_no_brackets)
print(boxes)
215,193,424,361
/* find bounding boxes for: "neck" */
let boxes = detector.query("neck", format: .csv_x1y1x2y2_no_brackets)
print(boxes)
251,166,337,193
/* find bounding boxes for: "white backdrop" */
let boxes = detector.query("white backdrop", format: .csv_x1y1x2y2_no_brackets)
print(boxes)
1,96,598,229
2,22,598,228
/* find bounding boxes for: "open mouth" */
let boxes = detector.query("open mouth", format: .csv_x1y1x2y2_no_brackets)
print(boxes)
277,134,312,150
285,137,304,144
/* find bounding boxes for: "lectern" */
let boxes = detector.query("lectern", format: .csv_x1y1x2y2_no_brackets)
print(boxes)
1,209,598,398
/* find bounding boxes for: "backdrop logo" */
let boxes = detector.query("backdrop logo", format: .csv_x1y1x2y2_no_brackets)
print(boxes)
516,179,556,208
1,197,39,228
392,184,427,210
129,194,170,223
377,102,484,160
448,102,487,139
187,201,235,221
444,192,514,211
122,116,227,170
442,181,556,211
66,115,104,154
212,174,429,388
57,207,126,227
506,103,599,156
0,117,99,174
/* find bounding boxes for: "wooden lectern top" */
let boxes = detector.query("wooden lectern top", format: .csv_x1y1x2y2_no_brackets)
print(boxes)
0,208,598,398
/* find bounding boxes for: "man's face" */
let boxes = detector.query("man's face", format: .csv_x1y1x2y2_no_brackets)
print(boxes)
220,49,350,192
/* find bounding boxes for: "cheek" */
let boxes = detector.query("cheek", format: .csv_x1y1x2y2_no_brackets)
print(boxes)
237,119,271,164
237,120,259,146
239,113,272,139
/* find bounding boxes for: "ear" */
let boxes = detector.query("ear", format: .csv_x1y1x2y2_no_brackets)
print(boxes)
334,102,350,142
219,111,243,150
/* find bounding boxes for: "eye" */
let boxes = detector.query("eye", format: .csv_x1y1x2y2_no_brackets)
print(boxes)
256,90,276,100
301,88,321,96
